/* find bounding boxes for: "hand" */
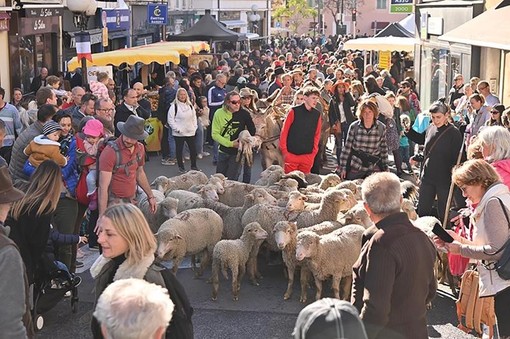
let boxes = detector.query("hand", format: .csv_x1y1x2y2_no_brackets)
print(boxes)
79,236,88,244
445,241,462,254
149,197,157,214
232,140,240,148
446,229,463,242
433,235,446,249
410,159,417,167
339,170,346,179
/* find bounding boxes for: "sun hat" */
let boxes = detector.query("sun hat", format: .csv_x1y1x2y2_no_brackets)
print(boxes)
43,120,63,136
117,115,148,140
82,119,104,138
239,88,254,98
0,166,25,204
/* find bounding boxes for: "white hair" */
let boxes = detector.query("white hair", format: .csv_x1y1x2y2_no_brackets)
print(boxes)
477,126,510,162
361,172,402,216
93,278,174,339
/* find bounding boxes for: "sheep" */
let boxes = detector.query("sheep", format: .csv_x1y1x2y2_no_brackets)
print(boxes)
339,203,374,229
267,178,299,193
218,181,258,207
401,198,418,221
285,191,311,211
318,173,342,190
296,224,364,302
273,220,344,301
189,175,226,195
294,190,354,229
139,191,179,233
211,222,268,301
255,165,285,186
150,171,209,195
332,180,362,200
167,184,219,212
281,171,308,189
304,172,323,185
155,208,223,276
401,180,419,203
203,188,277,239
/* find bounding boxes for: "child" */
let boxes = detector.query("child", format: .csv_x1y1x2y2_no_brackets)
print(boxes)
399,114,413,173
82,119,104,210
23,120,67,175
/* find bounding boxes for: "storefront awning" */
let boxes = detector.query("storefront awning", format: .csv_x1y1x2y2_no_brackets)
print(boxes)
342,36,418,52
67,41,209,70
438,5,510,50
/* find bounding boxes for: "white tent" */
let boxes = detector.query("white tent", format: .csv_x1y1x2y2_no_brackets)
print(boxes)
398,14,416,36
342,36,418,52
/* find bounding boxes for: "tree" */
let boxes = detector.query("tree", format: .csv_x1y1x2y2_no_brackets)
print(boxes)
322,0,365,33
273,0,317,33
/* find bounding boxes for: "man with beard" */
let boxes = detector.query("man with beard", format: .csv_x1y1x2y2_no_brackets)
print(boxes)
97,115,156,216
94,98,116,137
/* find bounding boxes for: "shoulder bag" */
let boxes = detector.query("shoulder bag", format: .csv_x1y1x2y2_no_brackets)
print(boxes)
483,198,510,280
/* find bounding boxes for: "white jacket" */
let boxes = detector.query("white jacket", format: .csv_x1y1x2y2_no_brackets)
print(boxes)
461,183,510,297
167,101,198,137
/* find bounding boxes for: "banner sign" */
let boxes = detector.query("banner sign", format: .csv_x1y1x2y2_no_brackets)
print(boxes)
75,31,93,63
102,9,130,31
390,0,413,13
87,66,113,84
147,4,167,25
378,51,391,71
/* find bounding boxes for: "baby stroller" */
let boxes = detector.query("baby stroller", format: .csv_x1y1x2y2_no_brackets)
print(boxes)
32,252,81,331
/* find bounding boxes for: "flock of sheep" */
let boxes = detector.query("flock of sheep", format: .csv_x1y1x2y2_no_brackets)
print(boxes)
139,166,439,303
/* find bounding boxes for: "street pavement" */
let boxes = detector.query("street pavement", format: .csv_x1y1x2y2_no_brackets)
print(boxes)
36,142,478,339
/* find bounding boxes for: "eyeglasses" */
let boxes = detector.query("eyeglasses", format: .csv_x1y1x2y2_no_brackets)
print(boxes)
229,100,240,104
491,110,501,114
98,108,115,113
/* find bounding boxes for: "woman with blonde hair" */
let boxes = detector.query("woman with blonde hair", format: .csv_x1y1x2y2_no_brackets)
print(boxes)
435,159,510,337
168,87,198,173
90,203,193,339
338,98,388,179
7,160,62,284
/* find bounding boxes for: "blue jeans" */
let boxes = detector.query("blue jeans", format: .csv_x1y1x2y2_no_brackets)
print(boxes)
167,130,176,159
184,120,204,156
216,151,240,180
399,145,411,169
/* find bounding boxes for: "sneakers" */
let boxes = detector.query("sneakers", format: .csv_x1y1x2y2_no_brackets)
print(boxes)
178,167,187,174
197,153,203,159
75,260,84,268
76,248,84,259
201,151,210,157
184,155,190,160
161,158,176,166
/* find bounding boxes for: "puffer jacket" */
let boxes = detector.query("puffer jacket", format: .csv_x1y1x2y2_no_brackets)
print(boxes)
9,120,44,185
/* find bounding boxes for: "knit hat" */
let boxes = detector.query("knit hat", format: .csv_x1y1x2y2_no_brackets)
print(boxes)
293,298,368,339
83,119,104,138
43,120,63,136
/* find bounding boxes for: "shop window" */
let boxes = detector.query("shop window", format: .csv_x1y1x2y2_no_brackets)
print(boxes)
376,0,387,9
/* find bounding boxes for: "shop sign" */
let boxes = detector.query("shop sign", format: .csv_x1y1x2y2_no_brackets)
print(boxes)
102,27,108,47
147,4,167,25
427,17,443,35
379,51,391,71
103,9,130,31
390,0,413,14
20,16,59,35
25,8,63,18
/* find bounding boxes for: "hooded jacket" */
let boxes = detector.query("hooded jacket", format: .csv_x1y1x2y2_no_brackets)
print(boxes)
492,159,510,189
23,135,67,168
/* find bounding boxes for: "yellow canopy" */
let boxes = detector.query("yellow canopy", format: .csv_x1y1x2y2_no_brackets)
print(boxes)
68,41,210,70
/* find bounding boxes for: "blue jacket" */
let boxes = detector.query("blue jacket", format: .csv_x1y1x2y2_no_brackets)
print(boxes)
207,85,226,116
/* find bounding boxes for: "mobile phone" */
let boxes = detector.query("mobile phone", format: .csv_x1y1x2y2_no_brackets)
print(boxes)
432,223,454,243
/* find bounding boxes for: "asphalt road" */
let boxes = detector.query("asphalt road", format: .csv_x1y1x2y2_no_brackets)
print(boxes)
36,143,478,339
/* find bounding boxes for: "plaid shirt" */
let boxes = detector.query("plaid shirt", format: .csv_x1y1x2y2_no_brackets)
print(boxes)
339,120,389,172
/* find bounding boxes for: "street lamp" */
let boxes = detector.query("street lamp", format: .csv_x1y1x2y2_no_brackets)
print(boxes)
248,5,260,34
67,0,97,85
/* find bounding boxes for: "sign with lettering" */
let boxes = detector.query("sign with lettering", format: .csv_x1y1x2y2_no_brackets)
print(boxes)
147,4,167,25
102,9,130,31
390,0,413,13
20,16,59,35
25,8,63,18
87,66,113,83
378,51,391,71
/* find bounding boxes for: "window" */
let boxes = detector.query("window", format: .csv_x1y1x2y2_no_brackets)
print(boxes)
376,0,387,9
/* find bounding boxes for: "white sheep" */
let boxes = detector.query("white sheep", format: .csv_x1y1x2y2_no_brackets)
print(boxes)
254,165,285,186
304,172,323,186
139,190,179,233
155,208,223,276
211,222,268,301
318,173,342,190
294,190,354,229
339,203,374,229
189,176,226,195
273,220,344,301
203,188,277,239
150,171,209,195
401,198,418,221
218,181,258,207
167,184,219,212
296,224,364,302
332,180,361,200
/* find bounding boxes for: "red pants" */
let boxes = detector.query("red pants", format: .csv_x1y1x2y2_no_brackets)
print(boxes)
283,153,314,174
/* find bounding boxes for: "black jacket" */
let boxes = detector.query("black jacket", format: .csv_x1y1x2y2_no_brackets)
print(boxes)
114,103,151,137
328,93,356,127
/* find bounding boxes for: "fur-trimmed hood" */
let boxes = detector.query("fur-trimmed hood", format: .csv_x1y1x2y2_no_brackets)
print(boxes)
90,253,155,281
33,134,61,146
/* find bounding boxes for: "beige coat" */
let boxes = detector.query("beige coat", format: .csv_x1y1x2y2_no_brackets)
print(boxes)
23,135,67,167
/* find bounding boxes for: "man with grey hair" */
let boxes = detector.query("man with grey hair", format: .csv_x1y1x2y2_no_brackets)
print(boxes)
93,278,174,339
351,172,437,339
477,80,500,107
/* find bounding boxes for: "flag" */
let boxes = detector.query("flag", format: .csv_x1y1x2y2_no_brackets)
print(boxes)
75,31,93,63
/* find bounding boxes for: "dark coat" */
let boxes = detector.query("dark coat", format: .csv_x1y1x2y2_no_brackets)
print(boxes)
7,208,52,284
352,212,437,339
328,93,356,126
114,103,151,137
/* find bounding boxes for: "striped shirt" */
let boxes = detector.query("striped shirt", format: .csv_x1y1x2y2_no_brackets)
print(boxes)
0,103,22,147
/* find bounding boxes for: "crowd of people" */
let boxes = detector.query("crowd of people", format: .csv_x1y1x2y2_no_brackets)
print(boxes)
0,40,510,339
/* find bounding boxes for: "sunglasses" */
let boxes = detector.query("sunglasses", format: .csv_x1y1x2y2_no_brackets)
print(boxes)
229,100,240,104
491,110,501,114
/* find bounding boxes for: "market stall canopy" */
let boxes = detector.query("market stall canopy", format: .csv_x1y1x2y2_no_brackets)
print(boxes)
167,11,241,43
67,41,210,70
438,0,510,50
375,22,413,38
342,36,418,52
